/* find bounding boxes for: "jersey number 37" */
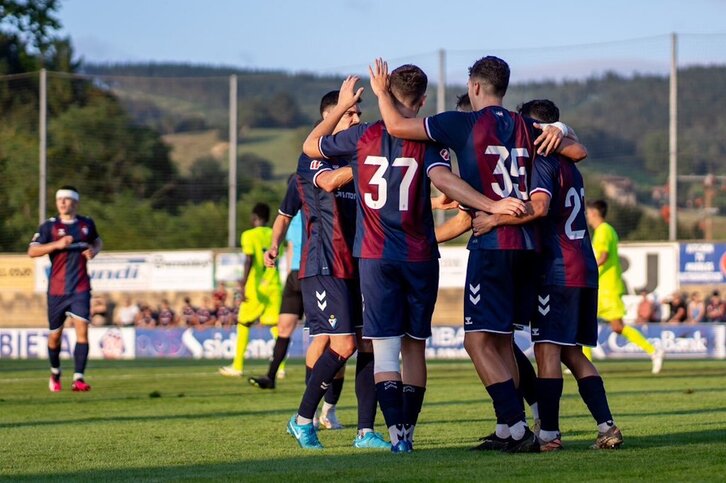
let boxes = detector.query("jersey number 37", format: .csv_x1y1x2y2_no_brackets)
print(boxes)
362,156,418,211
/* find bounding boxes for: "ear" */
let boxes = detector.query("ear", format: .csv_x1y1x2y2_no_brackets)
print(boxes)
420,93,427,109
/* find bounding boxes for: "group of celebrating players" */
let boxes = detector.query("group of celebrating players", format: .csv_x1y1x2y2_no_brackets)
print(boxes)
31,53,647,454
242,55,632,454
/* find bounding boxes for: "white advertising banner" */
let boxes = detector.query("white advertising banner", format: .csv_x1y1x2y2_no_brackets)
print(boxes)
35,251,214,293
0,327,136,360
618,243,679,298
438,247,469,288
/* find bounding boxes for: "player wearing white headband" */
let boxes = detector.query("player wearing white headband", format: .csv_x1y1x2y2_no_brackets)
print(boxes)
28,185,103,392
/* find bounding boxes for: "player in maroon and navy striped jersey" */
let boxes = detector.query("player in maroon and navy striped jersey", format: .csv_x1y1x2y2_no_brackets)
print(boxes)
28,186,102,392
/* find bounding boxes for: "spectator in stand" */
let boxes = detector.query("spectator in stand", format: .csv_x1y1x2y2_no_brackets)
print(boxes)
213,282,228,306
666,292,688,323
687,292,705,324
213,297,233,328
115,297,139,327
90,294,109,326
195,296,215,328
135,303,158,328
180,296,197,327
157,299,177,327
705,290,725,322
635,289,659,324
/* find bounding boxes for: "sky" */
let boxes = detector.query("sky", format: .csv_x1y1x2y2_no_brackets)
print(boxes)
59,0,726,83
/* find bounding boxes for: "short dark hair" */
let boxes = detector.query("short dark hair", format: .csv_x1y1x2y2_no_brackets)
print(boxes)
587,199,608,218
468,56,510,98
456,93,471,112
518,99,560,123
389,64,428,108
58,185,79,194
252,202,270,222
319,89,362,118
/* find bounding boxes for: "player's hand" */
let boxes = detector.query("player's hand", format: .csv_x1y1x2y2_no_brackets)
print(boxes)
368,58,390,98
533,123,563,155
490,198,526,216
431,193,458,211
82,247,96,260
55,235,73,249
471,211,497,236
264,247,278,268
338,75,364,109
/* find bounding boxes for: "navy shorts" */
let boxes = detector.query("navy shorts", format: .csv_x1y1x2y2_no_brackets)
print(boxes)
47,292,91,331
464,250,538,334
531,285,598,347
280,270,304,318
360,258,439,340
300,275,361,336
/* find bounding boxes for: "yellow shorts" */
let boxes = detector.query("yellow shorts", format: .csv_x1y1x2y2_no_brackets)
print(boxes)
597,291,626,322
238,290,281,326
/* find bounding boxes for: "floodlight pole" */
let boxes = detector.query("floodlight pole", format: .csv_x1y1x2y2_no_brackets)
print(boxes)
39,68,47,224
228,74,238,248
668,33,678,241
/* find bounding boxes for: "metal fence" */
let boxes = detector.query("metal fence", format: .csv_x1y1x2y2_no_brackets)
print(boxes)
1,33,725,252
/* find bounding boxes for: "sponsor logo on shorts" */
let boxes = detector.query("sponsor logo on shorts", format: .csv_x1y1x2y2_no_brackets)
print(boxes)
538,294,550,316
316,290,327,311
465,317,473,325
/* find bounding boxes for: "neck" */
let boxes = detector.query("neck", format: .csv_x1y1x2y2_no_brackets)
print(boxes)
59,213,76,222
591,218,604,229
473,95,503,111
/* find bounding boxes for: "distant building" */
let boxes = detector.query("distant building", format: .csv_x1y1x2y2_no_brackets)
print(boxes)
601,176,637,206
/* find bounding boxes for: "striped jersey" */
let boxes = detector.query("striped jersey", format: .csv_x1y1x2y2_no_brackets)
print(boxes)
529,155,598,288
424,106,540,251
30,215,99,296
318,121,451,261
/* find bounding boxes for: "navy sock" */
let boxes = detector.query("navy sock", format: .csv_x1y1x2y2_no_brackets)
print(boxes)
485,379,526,427
73,342,89,375
324,377,345,405
355,351,377,430
267,336,290,380
48,345,61,373
305,366,312,386
578,376,614,426
375,380,404,429
402,384,426,427
537,378,563,432
297,349,347,420
514,344,538,407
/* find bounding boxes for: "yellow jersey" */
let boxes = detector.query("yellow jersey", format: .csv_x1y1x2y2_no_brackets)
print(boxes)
592,222,625,295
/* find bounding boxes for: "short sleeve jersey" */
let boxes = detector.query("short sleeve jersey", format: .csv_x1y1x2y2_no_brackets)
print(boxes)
30,215,100,296
592,222,625,294
319,121,451,261
241,226,281,296
425,107,540,251
286,213,303,271
295,153,357,279
529,155,598,288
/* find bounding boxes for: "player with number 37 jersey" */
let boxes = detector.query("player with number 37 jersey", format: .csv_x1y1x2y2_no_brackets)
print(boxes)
318,121,450,262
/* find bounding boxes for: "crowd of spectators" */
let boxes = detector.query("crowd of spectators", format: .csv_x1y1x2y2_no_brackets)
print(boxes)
636,289,725,324
88,283,241,329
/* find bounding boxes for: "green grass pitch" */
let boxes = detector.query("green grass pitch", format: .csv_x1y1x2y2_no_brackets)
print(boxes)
1,359,725,481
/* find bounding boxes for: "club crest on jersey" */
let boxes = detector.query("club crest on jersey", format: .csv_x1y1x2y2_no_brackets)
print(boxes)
57,228,66,236
439,149,450,161
328,314,337,328
81,226,89,235
309,160,323,170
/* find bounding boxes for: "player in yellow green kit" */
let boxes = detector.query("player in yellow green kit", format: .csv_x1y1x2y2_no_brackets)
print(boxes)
585,200,664,374
220,203,283,376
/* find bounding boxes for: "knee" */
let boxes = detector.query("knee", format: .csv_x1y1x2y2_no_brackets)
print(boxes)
611,320,624,333
331,336,356,359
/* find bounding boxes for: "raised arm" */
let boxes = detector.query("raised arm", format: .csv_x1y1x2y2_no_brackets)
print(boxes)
369,58,428,141
303,76,364,159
